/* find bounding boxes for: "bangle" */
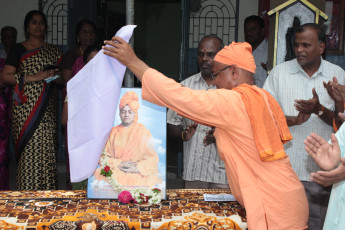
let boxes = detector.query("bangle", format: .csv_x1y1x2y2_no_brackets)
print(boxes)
181,130,186,141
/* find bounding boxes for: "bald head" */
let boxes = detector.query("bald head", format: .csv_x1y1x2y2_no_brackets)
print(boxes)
237,67,254,85
197,35,223,79
198,35,223,50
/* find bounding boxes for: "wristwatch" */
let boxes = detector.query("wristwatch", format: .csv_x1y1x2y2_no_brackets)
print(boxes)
317,105,324,116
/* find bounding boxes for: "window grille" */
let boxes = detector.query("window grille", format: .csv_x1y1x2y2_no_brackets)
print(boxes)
39,0,68,53
182,0,239,79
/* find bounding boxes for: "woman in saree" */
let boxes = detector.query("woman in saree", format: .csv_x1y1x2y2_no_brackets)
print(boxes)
61,19,98,81
0,10,65,190
96,91,162,187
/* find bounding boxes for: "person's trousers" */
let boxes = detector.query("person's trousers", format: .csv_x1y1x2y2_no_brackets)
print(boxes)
302,181,332,230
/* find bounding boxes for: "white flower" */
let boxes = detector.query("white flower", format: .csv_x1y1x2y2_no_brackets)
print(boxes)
99,150,161,204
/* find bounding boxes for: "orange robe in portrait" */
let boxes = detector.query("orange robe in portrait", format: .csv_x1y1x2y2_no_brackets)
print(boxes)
104,122,162,187
142,68,308,230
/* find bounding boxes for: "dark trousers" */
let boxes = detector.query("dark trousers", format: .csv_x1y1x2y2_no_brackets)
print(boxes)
302,181,332,230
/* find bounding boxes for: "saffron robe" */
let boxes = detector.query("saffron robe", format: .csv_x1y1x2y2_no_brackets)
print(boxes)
103,122,161,187
142,68,308,230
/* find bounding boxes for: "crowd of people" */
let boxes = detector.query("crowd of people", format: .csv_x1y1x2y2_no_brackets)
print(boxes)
0,9,344,230
103,20,344,230
0,10,101,191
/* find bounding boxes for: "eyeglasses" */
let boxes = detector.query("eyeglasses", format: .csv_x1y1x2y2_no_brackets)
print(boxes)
211,65,232,79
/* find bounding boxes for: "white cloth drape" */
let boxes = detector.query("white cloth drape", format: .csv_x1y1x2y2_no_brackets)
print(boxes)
67,25,137,182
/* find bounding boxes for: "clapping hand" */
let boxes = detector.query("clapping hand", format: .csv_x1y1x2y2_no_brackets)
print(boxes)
329,76,345,100
323,79,343,103
310,157,345,186
304,132,345,186
323,77,345,128
304,133,341,171
295,88,321,114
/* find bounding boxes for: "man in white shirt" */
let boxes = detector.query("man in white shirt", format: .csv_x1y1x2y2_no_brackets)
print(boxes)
244,15,268,88
264,23,345,230
167,35,228,189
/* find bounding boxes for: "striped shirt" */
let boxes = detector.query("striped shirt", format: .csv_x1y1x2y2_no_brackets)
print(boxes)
167,73,228,184
264,58,345,181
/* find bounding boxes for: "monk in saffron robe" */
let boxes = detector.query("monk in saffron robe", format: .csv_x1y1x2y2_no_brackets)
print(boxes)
96,91,162,187
103,39,309,230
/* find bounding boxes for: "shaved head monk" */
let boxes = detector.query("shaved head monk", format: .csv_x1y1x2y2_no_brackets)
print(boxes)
103,38,309,230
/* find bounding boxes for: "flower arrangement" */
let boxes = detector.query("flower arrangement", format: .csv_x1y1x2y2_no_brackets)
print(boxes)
118,191,133,203
130,187,161,205
99,150,162,205
100,165,112,177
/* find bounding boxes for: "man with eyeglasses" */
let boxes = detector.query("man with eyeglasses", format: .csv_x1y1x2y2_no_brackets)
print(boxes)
167,35,229,189
103,38,309,229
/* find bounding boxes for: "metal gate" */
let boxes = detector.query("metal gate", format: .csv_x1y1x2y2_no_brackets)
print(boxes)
39,0,68,53
39,0,68,163
181,0,239,80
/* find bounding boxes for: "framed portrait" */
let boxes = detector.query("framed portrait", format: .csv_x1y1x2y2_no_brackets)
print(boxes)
325,0,345,54
87,88,167,200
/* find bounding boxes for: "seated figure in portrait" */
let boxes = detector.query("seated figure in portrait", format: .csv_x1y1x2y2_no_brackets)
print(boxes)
95,91,162,187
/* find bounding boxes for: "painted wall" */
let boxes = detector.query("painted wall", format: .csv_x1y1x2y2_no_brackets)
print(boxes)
0,0,38,42
238,0,258,42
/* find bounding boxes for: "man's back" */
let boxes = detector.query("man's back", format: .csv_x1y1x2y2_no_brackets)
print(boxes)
144,70,309,229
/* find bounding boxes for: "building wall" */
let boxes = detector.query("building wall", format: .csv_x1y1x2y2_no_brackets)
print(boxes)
1,0,343,70
134,1,182,79
238,0,258,42
0,0,38,42
0,0,256,47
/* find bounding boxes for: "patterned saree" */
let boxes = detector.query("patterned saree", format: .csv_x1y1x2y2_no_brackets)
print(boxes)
12,43,61,191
